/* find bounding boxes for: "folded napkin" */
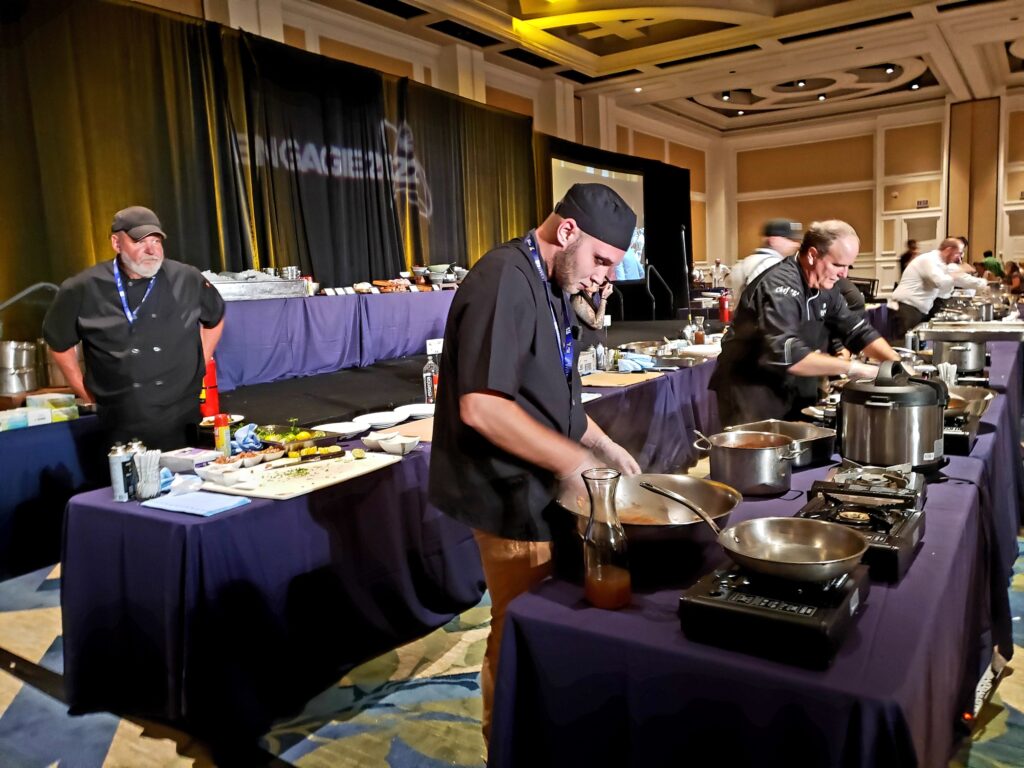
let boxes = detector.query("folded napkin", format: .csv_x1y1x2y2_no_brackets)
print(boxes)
232,423,262,454
618,358,644,372
141,491,251,517
620,352,655,368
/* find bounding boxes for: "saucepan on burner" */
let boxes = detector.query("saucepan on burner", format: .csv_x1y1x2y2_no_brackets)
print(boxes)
693,430,805,496
641,482,867,582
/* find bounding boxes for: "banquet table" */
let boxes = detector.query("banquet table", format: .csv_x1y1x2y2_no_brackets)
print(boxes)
216,292,455,391
61,446,485,746
0,415,106,579
490,463,989,768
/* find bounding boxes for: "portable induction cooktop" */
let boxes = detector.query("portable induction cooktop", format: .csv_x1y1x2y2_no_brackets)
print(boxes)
678,565,870,669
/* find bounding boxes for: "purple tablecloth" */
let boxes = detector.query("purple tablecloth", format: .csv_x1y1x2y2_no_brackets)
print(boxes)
357,291,454,366
217,295,362,391
584,361,719,473
61,446,484,745
491,465,988,768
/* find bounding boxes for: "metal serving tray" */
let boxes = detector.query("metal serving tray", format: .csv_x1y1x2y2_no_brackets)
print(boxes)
915,321,1024,342
724,419,836,468
211,279,309,301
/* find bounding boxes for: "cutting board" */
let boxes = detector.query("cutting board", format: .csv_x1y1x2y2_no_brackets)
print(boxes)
580,371,664,387
380,416,435,441
200,451,402,500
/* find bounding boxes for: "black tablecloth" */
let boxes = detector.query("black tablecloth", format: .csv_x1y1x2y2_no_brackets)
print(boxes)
491,465,989,768
61,448,485,744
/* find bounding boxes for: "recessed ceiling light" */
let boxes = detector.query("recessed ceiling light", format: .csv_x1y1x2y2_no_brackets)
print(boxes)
722,92,730,101
885,66,894,74
818,94,826,101
797,80,806,87
729,70,737,74
633,86,643,93
737,110,745,115
910,83,920,90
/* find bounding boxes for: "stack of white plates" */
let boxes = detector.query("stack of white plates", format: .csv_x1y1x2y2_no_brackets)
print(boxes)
310,421,369,438
394,403,435,420
353,411,403,429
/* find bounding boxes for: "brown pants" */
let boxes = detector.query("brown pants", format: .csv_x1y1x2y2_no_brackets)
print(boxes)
472,529,553,745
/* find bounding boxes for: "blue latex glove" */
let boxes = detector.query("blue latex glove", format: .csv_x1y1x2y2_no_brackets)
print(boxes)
231,423,262,454
159,467,174,493
618,358,643,372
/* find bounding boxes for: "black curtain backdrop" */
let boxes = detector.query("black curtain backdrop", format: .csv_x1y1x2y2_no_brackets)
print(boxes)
387,80,536,269
537,136,692,319
236,35,404,286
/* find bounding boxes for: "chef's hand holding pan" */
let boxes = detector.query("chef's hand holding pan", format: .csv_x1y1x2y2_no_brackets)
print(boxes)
589,435,642,476
847,360,880,380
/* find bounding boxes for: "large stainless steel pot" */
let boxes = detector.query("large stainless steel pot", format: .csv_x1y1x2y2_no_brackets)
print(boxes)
693,430,802,496
552,473,742,587
0,341,35,368
840,360,947,471
0,367,37,395
640,483,866,582
724,419,835,468
932,340,987,373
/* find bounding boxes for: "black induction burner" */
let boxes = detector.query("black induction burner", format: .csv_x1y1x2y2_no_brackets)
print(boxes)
679,565,870,668
944,414,979,455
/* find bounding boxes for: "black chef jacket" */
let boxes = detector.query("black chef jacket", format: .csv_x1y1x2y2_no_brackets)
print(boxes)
428,237,587,541
43,258,225,448
710,257,879,426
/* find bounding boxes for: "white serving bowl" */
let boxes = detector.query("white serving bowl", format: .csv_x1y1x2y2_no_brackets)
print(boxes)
381,436,420,455
194,464,227,483
259,447,286,462
362,431,401,451
239,452,264,468
209,456,243,471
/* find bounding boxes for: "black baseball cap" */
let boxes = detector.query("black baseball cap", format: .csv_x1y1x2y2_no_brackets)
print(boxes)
763,218,803,240
554,183,637,251
111,206,167,240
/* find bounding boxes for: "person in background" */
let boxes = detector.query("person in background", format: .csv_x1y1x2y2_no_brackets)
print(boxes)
710,220,900,426
1004,261,1022,295
614,228,644,280
43,206,225,450
829,277,868,359
729,218,803,296
981,249,1004,279
898,239,919,276
709,258,730,288
888,237,986,340
429,183,641,749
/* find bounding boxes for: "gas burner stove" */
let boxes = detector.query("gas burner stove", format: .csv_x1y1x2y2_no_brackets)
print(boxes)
678,565,870,668
944,414,979,455
801,461,926,582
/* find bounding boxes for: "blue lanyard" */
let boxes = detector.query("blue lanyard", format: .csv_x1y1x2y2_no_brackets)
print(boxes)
112,258,156,325
524,232,574,381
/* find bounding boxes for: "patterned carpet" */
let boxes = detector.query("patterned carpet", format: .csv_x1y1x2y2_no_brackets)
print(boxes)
0,549,1019,766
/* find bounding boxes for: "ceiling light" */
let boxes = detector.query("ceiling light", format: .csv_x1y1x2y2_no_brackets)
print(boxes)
818,94,826,101
633,86,642,93
737,110,745,115
722,92,730,101
797,80,806,87
885,66,894,74
910,83,920,90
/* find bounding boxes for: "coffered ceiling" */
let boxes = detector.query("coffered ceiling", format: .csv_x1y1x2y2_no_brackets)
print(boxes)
313,0,1024,131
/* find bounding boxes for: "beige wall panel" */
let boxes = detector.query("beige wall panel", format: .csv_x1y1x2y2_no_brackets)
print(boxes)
1008,112,1024,164
883,219,895,252
133,0,203,16
1007,171,1024,203
884,123,942,176
969,98,999,256
283,24,306,50
690,201,706,263
668,143,706,193
633,131,665,163
616,126,629,154
947,102,972,240
319,36,413,78
486,87,533,117
737,135,873,193
882,179,942,212
737,190,874,256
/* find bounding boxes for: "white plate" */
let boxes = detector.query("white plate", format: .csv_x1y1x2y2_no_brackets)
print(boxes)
199,413,245,428
353,411,403,429
310,421,369,438
394,403,435,420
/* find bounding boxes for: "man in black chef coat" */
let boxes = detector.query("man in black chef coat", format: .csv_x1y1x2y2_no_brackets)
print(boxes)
710,220,901,427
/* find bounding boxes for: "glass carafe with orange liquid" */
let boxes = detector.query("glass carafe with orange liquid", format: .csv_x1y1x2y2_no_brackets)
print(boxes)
582,468,632,609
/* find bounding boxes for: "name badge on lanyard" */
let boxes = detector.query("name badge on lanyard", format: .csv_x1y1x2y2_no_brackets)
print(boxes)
113,258,156,325
524,232,574,380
